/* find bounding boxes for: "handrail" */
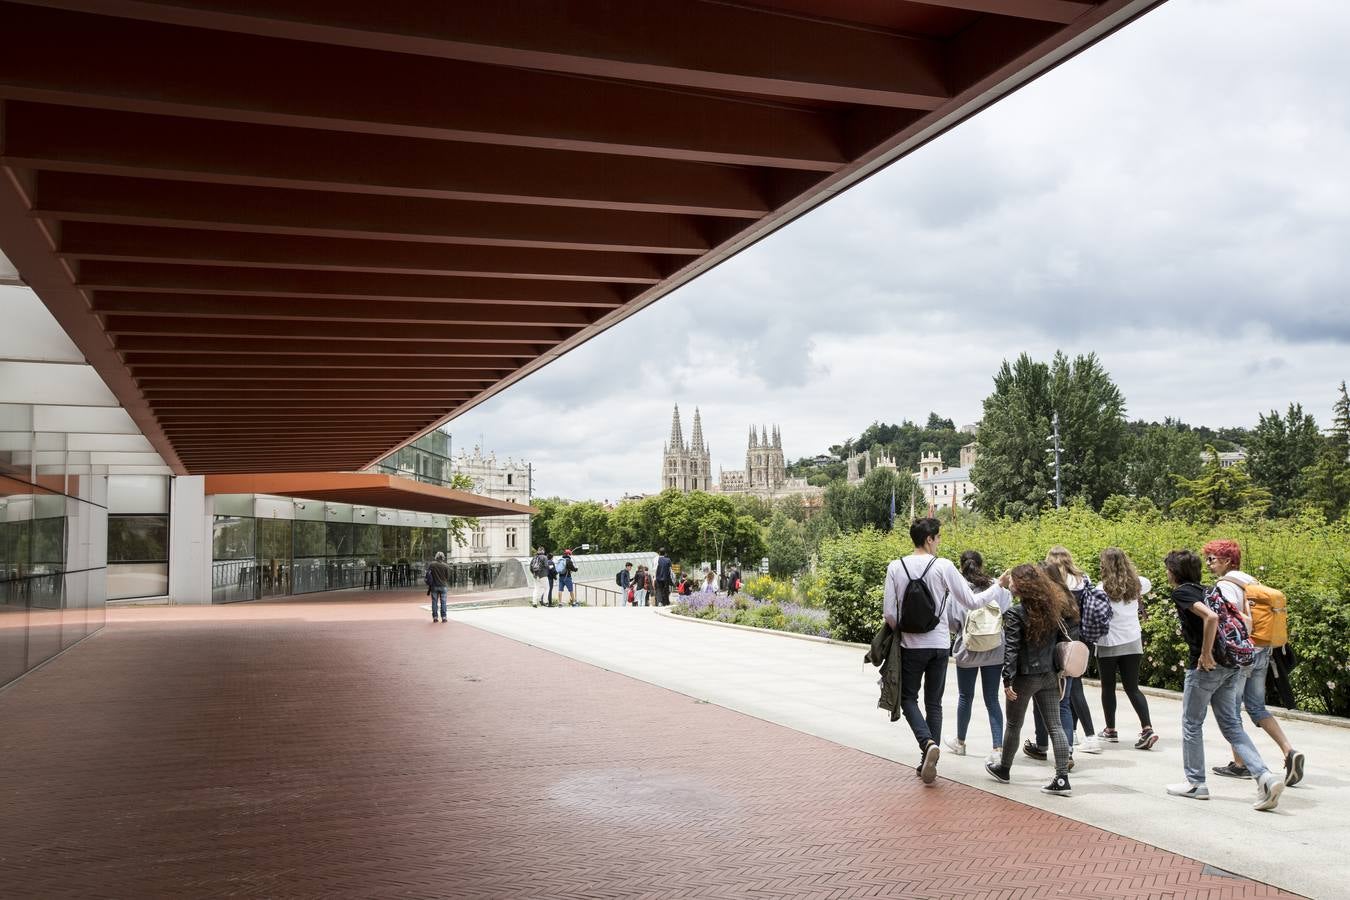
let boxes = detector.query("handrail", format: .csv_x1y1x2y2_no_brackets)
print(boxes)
574,581,627,607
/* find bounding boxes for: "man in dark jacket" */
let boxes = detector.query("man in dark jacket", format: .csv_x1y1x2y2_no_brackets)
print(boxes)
428,551,451,623
654,548,673,607
616,562,633,605
530,547,550,608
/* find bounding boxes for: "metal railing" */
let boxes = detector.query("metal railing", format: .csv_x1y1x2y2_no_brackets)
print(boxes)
572,581,627,607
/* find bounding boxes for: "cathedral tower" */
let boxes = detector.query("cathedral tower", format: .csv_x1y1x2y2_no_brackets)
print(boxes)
661,404,712,493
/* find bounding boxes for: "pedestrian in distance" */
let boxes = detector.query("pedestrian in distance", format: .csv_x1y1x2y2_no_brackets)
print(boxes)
654,548,674,607
883,517,984,786
946,550,1013,765
545,551,557,606
727,564,742,596
427,551,451,623
986,563,1078,796
616,562,634,606
1095,547,1158,750
529,546,550,608
1204,539,1304,786
556,549,578,606
632,565,650,607
1164,549,1285,811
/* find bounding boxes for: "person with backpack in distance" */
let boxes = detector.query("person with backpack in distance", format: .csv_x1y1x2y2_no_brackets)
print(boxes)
945,550,1013,765
986,564,1078,796
545,551,557,606
632,564,650,607
882,518,984,785
1026,547,1108,761
530,547,550,608
1204,539,1304,786
556,549,577,606
1095,547,1158,750
1164,549,1284,810
616,562,633,607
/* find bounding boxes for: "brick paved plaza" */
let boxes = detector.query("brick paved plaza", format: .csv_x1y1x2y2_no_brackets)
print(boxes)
0,599,1292,899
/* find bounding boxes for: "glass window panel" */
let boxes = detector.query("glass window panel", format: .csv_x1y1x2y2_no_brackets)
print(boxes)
293,520,325,558
108,515,168,563
355,523,380,557
212,516,256,560
107,475,169,514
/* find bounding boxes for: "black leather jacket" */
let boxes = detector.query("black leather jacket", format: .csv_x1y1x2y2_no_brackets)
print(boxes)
1001,604,1062,685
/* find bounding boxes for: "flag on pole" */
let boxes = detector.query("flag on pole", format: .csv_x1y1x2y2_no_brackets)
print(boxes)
889,485,896,530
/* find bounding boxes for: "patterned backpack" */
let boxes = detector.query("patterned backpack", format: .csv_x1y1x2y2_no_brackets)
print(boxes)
1204,586,1256,668
1073,576,1113,644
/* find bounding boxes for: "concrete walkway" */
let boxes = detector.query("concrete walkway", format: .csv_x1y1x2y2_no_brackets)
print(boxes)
449,605,1348,899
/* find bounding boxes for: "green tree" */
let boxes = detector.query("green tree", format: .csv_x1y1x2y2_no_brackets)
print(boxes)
765,512,810,578
1126,420,1202,510
1247,403,1323,516
528,496,568,552
1297,382,1350,521
1171,447,1272,522
1049,351,1128,508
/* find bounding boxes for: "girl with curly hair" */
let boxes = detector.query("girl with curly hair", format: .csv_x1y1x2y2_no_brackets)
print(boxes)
987,564,1080,797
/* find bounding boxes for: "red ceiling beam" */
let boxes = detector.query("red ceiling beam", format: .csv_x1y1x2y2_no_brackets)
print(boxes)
0,4,847,170
92,294,598,328
1,102,771,219
101,315,570,344
139,380,491,392
56,224,667,284
33,173,718,254
112,336,542,358
18,0,954,108
76,263,628,306
902,1,1092,24
122,354,520,371
133,371,499,384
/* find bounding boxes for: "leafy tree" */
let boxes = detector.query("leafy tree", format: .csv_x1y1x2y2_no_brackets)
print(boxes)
1049,351,1128,508
1297,382,1350,521
1100,493,1161,523
1126,421,1202,510
824,468,923,532
526,496,568,552
1247,403,1323,516
926,412,956,431
1171,447,1272,522
765,512,810,578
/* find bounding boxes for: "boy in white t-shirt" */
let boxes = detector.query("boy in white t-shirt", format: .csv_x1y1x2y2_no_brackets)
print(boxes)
1204,539,1304,786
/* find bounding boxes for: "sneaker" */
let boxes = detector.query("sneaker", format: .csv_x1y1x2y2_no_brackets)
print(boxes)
1099,728,1119,743
1212,762,1252,779
432,618,439,623
1167,781,1211,800
986,750,1002,766
1079,735,1103,755
530,601,538,608
1041,774,1072,797
985,761,1011,784
1022,740,1047,761
1254,772,1286,811
1134,729,1159,751
920,741,941,785
945,738,967,756
1285,750,1305,787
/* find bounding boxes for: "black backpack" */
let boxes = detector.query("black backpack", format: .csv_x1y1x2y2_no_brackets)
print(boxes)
898,557,944,634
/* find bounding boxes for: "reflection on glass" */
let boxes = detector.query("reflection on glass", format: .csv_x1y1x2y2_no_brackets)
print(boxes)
211,515,257,603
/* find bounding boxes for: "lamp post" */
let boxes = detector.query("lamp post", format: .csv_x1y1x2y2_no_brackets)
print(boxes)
1046,410,1062,509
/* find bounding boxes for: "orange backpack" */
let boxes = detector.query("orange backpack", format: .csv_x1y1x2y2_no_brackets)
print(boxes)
1220,577,1289,647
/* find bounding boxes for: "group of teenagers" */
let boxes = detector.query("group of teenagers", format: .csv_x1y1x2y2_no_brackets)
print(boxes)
875,517,1304,812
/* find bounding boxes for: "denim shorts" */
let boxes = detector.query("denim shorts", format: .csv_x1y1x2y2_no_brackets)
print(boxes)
1237,645,1272,723
558,574,574,591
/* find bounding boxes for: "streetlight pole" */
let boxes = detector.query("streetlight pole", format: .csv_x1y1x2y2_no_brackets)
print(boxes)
1046,410,1062,509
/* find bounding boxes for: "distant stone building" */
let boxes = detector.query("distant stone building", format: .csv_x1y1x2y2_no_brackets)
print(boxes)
661,405,713,492
914,444,979,510
450,446,531,560
846,449,900,485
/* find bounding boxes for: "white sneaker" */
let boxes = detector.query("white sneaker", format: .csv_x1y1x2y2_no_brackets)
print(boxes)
1254,772,1286,811
1167,781,1210,800
944,738,967,756
1080,735,1104,755
985,750,1002,766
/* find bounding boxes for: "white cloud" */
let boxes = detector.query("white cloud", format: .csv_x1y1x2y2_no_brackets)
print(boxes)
449,0,1350,500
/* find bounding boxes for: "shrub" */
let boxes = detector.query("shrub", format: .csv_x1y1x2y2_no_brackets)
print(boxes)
817,527,906,643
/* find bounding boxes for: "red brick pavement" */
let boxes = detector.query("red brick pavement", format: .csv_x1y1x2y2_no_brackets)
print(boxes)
0,601,1293,899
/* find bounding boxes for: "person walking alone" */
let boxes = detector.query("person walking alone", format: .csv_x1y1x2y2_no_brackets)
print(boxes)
654,548,674,607
946,550,1013,765
985,564,1077,797
427,551,451,623
530,547,550,608
883,518,983,785
1095,547,1158,750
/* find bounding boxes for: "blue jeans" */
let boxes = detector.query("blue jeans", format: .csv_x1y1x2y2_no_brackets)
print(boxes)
1033,677,1078,748
1235,646,1273,724
956,664,1005,748
899,647,948,751
430,587,447,620
1182,665,1269,784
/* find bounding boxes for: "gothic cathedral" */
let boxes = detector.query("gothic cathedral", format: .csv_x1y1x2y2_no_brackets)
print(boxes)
661,404,713,492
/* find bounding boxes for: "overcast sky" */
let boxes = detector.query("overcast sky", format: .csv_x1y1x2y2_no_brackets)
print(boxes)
448,0,1350,502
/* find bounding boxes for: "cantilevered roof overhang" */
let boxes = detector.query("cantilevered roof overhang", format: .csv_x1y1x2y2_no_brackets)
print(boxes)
203,472,537,517
0,0,1165,475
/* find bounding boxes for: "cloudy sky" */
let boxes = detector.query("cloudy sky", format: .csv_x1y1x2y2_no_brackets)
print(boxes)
449,0,1350,501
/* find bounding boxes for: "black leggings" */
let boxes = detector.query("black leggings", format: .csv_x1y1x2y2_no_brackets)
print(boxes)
1098,653,1151,730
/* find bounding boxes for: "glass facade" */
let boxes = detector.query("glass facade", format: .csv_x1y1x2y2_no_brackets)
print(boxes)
107,474,170,600
0,444,108,691
372,430,454,487
209,496,459,603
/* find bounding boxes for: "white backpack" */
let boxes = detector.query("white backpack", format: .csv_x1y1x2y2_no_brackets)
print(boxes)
963,600,1005,652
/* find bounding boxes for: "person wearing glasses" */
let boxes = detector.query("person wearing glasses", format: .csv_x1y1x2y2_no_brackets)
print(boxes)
1204,540,1305,786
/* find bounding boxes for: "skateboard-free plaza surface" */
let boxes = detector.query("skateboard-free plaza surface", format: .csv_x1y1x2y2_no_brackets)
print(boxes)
0,597,1330,898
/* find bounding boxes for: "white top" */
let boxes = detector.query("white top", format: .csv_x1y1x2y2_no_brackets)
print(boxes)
883,553,981,650
1098,576,1153,648
1215,569,1254,614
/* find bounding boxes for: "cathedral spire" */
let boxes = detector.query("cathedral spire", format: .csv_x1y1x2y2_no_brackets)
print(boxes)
749,425,758,448
760,425,769,446
691,407,705,451
773,425,782,449
668,404,685,450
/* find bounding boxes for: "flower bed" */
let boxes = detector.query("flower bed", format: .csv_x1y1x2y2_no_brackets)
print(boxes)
672,591,831,640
